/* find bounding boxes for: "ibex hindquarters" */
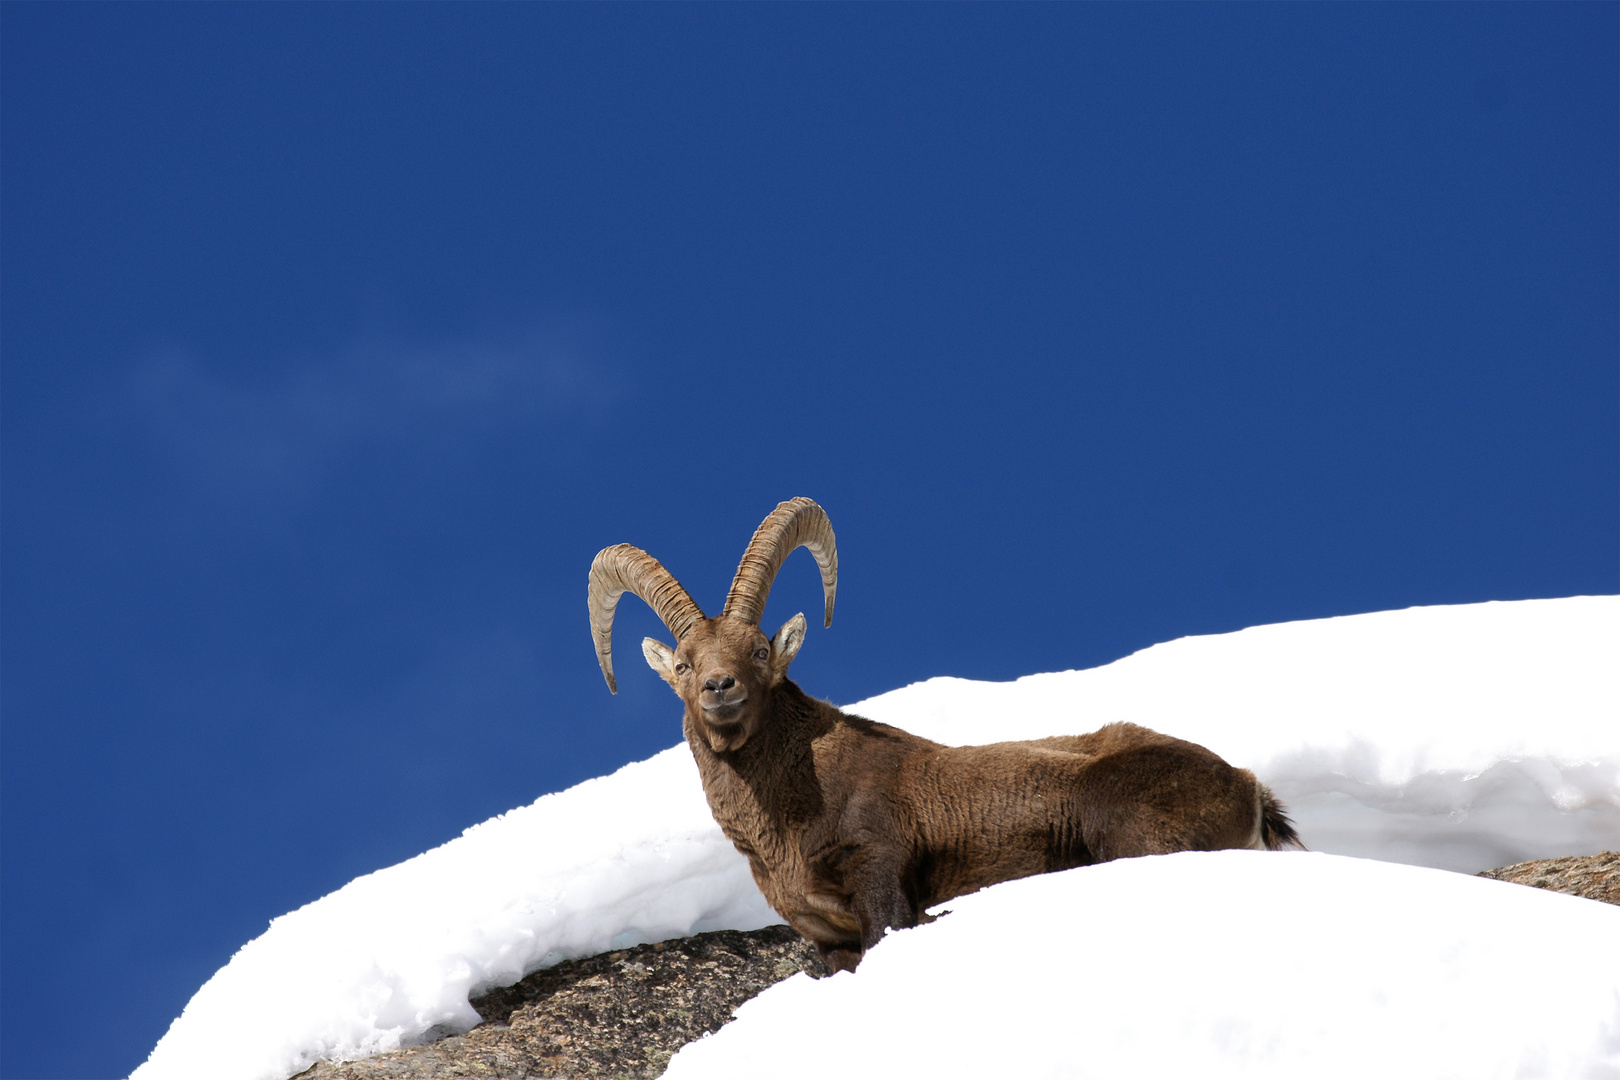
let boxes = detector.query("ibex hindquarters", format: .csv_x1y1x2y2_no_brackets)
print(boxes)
1072,741,1272,860
587,497,1302,973
897,724,1282,901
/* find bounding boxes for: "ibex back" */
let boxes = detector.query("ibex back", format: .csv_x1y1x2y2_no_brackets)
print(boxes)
588,497,1301,971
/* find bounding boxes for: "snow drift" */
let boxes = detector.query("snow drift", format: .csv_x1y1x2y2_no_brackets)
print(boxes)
665,850,1620,1080
133,596,1620,1080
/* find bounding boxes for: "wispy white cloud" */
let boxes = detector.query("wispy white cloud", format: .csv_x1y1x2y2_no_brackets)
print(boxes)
126,325,622,492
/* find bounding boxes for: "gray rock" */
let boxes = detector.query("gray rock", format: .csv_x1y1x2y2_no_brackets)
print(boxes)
295,924,827,1080
1475,850,1618,905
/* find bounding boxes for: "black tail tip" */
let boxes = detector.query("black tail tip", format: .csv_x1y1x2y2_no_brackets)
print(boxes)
1260,790,1306,851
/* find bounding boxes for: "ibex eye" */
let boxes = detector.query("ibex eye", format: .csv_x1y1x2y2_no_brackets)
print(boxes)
755,648,770,661
675,663,688,674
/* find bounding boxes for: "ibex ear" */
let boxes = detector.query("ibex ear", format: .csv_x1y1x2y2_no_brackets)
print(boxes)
641,637,679,689
771,613,807,674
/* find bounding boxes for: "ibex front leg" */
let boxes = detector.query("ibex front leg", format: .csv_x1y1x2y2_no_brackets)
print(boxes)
843,844,919,956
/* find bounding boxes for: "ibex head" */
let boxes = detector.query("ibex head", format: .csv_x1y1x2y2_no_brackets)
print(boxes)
587,497,837,753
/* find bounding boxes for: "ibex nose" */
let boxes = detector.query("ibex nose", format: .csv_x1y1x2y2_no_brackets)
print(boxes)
704,674,737,694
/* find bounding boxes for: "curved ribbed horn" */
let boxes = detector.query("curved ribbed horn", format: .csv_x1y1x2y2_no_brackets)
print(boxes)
588,544,706,693
722,497,837,629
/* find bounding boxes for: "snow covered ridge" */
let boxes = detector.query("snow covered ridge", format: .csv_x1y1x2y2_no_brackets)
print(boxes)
134,597,1620,1080
665,851,1620,1080
859,594,1620,871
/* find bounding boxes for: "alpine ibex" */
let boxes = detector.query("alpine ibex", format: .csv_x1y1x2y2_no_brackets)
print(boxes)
588,497,1301,971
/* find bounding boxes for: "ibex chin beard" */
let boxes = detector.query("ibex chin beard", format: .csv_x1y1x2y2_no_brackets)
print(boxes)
701,721,749,753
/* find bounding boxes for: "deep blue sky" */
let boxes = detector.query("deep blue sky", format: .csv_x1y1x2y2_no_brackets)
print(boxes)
2,5,1615,1077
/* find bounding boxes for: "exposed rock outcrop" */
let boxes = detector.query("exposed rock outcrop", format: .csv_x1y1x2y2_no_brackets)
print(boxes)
297,924,826,1080
1475,850,1618,905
